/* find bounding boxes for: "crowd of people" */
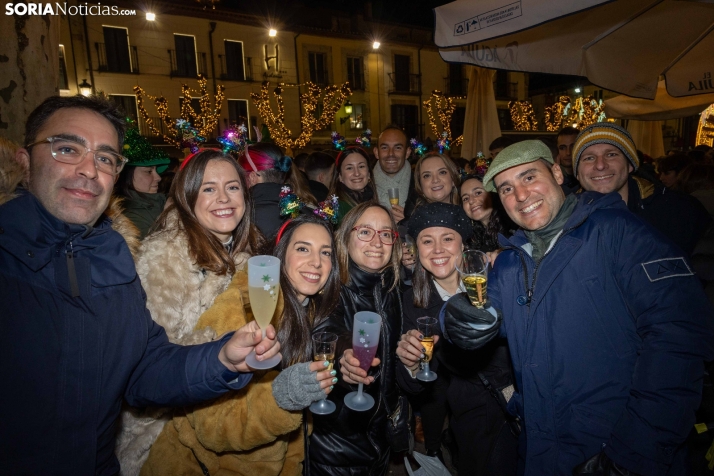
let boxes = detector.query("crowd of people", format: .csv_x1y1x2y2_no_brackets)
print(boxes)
1,94,713,476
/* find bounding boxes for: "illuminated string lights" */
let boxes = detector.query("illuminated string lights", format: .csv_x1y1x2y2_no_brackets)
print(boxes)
543,95,607,131
696,104,714,147
423,90,465,147
509,100,538,131
134,74,225,150
251,81,352,150
545,96,571,132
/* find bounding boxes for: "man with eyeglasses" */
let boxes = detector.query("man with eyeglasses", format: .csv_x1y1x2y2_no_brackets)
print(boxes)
0,95,279,475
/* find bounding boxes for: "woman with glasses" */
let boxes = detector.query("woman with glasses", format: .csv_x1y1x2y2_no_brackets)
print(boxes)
396,202,517,476
328,146,376,226
309,202,403,476
140,215,340,475
115,150,264,475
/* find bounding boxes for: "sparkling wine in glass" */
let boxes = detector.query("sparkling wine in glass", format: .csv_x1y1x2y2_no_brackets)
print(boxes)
245,255,282,369
388,187,400,206
344,311,382,412
415,317,438,382
310,332,338,415
460,250,489,308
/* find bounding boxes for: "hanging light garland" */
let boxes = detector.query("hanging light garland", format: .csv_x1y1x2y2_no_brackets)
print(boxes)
134,74,225,150
423,90,465,147
251,81,352,150
544,96,571,132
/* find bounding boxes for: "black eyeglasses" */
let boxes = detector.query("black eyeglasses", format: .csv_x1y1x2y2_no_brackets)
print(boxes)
26,136,128,176
351,226,399,245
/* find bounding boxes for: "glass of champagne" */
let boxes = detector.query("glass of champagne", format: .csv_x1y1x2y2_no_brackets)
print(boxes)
415,317,438,382
344,311,382,412
460,250,489,308
388,187,400,206
309,332,338,415
245,255,283,369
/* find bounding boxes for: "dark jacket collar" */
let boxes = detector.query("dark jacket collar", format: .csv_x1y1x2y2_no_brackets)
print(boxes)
347,259,393,294
0,190,134,284
501,191,626,249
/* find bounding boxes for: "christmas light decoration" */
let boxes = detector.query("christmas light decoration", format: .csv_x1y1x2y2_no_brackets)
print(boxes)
251,81,352,150
423,91,465,147
696,104,714,147
545,96,571,132
134,74,225,151
508,100,538,131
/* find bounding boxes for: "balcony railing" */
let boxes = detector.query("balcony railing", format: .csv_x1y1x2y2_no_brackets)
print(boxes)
218,55,254,82
388,73,421,94
308,71,330,87
443,77,468,96
95,43,139,74
139,116,172,138
169,50,208,78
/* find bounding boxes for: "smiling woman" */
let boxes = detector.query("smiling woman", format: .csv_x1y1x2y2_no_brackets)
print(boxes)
329,146,376,226
115,150,264,474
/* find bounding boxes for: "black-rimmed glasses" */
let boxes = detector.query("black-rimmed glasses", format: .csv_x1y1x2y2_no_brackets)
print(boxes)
26,136,128,176
351,226,399,245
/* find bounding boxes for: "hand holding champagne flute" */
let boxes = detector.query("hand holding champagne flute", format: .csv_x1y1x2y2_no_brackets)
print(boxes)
245,255,283,369
344,311,382,411
460,250,489,308
415,317,437,382
310,332,338,415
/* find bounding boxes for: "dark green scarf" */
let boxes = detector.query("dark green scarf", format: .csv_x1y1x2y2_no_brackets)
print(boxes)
524,194,577,262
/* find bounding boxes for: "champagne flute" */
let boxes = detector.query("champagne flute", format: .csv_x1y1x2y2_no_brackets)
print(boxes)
459,250,489,308
415,317,438,382
388,187,400,206
245,255,283,369
344,311,382,412
309,332,338,415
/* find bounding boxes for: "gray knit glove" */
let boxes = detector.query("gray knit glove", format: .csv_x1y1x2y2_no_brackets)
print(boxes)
272,362,326,411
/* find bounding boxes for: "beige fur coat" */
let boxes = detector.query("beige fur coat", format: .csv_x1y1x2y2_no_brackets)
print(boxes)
115,212,249,476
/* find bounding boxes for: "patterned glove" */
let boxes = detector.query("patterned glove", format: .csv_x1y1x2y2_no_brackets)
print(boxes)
272,362,326,411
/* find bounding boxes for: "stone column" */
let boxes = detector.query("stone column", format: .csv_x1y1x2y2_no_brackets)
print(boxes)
0,13,60,144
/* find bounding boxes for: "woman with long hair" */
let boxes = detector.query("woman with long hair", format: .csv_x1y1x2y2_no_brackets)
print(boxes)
141,214,341,475
115,149,264,474
397,202,517,476
460,173,516,251
238,142,315,239
309,202,403,476
329,146,376,225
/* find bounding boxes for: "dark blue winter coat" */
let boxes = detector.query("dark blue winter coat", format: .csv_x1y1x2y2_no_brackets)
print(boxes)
0,191,252,475
490,192,714,475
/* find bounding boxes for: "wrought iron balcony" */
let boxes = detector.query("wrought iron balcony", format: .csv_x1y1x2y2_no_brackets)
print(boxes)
95,43,139,74
168,50,208,78
218,55,254,82
388,73,421,95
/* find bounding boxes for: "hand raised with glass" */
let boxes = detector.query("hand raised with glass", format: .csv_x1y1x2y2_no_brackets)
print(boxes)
397,329,440,371
340,349,380,385
218,321,281,373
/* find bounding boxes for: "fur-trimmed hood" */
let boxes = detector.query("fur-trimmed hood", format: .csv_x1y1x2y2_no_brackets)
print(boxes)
0,152,141,259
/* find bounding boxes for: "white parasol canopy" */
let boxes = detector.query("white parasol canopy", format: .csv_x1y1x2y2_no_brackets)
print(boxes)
605,80,714,120
435,0,714,99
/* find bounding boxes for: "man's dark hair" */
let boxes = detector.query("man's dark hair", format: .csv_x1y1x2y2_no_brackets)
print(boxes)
24,95,126,150
557,126,580,140
304,151,335,180
293,152,309,171
488,136,515,151
657,154,692,175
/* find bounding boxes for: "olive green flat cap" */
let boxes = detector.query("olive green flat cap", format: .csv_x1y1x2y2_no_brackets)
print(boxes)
482,140,554,192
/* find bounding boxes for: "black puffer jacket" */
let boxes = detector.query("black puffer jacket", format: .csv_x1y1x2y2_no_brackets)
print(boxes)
309,261,402,476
